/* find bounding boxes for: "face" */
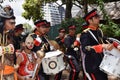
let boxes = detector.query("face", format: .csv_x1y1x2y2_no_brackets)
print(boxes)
37,25,50,35
89,16,100,26
15,29,24,36
45,27,50,34
25,36,34,50
69,29,76,35
59,32,65,38
4,19,15,31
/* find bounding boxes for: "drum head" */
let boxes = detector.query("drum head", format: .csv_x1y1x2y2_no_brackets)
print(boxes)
44,50,62,58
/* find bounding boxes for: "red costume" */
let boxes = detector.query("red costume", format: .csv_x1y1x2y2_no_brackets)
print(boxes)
17,50,37,78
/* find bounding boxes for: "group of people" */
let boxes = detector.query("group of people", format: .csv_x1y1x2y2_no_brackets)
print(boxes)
0,4,120,80
53,9,120,80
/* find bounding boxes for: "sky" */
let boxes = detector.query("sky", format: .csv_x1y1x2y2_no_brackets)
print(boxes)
1,0,62,26
1,0,34,26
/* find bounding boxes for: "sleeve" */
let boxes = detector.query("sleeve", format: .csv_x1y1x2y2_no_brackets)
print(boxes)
92,44,103,53
55,38,62,45
112,41,119,48
80,32,98,55
64,36,72,48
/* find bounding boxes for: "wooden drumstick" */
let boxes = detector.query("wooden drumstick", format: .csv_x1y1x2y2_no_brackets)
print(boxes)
1,34,5,80
106,40,114,51
106,40,110,44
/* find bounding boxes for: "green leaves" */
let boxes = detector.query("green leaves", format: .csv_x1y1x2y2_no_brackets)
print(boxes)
60,17,84,33
22,0,43,21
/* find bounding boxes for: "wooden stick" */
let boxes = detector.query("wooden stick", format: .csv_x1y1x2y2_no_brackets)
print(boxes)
106,40,110,44
1,54,4,80
1,33,5,80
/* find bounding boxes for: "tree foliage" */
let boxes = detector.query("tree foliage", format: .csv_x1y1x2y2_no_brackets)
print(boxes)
97,0,120,38
22,0,44,21
60,17,84,34
21,0,120,39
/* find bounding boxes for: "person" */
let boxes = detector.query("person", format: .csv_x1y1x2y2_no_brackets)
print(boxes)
0,5,17,80
55,28,66,52
16,34,42,80
11,24,24,50
72,23,89,80
31,20,52,80
80,9,114,80
64,25,81,80
54,28,66,80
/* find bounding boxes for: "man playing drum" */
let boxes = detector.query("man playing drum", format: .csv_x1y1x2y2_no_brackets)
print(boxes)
31,20,52,80
80,9,114,80
64,25,81,80
54,28,66,80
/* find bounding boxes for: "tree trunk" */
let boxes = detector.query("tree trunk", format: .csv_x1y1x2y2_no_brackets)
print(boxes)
83,0,88,15
65,0,73,19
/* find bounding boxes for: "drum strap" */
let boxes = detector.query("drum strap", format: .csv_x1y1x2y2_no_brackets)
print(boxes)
88,30,99,44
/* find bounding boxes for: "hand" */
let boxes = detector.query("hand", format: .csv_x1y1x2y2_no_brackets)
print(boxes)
117,45,120,50
102,44,114,51
36,50,45,58
36,58,42,64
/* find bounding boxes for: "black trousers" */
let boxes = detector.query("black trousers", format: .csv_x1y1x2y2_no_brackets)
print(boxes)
85,70,108,80
67,56,80,80
54,56,80,80
54,71,62,80
38,64,50,80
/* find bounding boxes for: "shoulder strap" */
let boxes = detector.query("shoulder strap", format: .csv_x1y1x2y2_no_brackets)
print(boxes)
98,28,103,38
82,28,90,33
88,30,99,44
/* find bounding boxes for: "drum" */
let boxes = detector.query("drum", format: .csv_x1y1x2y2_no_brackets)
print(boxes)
42,50,65,75
99,48,120,78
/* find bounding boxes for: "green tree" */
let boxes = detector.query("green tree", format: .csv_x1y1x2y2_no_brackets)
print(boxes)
22,0,82,20
22,0,44,21
60,17,84,34
97,0,120,38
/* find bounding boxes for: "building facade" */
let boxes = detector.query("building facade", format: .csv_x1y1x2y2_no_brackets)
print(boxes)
42,3,65,26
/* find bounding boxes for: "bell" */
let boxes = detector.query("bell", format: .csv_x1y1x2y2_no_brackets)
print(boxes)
37,50,45,58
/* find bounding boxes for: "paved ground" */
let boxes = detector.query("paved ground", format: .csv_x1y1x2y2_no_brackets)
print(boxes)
50,69,84,80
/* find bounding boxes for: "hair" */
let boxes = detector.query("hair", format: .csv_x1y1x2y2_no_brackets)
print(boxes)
58,28,65,32
0,5,15,34
34,20,47,26
0,16,5,34
21,33,29,43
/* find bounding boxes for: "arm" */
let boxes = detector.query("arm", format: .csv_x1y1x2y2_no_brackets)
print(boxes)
64,36,72,48
80,32,113,54
80,32,95,54
16,53,24,80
